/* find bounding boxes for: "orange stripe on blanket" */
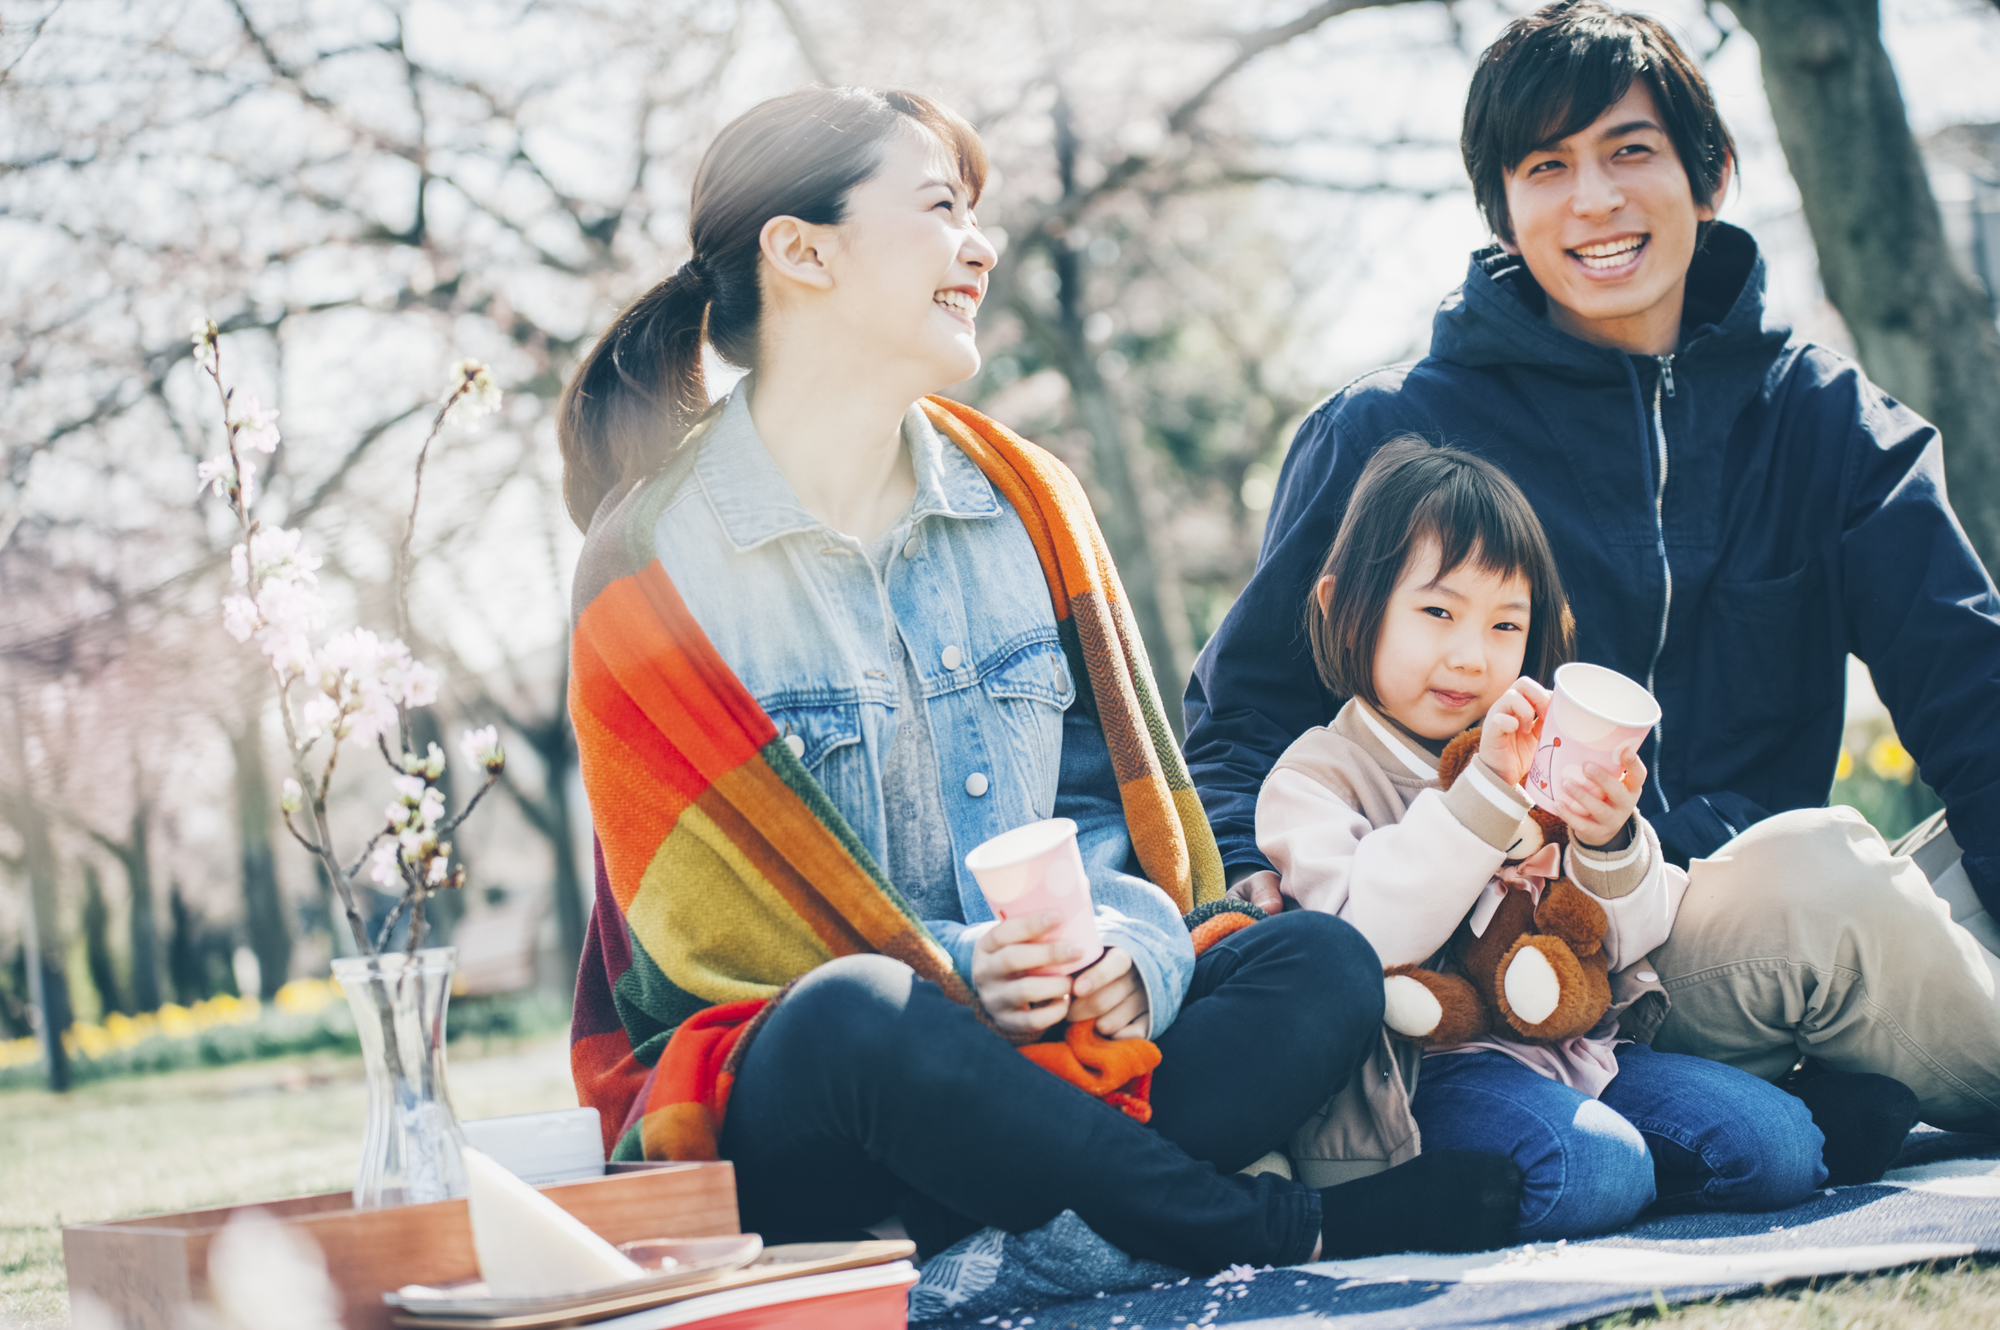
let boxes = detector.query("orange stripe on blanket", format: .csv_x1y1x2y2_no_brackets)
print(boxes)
926,397,1127,612
579,576,771,777
694,780,874,959
711,761,959,983
1019,1022,1161,1124
924,402,1069,622
639,998,769,1162
633,563,779,754
571,625,713,804
569,672,693,912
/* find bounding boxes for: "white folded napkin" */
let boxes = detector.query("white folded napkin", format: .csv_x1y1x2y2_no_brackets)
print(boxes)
462,1146,645,1298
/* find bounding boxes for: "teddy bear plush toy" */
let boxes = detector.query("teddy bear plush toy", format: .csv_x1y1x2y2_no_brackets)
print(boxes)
1381,726,1614,1048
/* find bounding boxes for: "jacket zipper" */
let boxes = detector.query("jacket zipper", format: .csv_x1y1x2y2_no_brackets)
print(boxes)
1644,354,1674,813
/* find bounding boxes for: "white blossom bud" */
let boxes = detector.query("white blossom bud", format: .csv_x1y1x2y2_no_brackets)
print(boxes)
442,359,502,424
279,778,303,814
459,724,504,775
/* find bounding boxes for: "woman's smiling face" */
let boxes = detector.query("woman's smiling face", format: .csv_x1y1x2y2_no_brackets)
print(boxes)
1500,82,1727,357
816,123,997,391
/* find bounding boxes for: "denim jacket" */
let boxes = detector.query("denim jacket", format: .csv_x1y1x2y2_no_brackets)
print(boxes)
651,385,1195,1036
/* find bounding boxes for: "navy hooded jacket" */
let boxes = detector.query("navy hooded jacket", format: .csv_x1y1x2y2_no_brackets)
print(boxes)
1185,223,2000,913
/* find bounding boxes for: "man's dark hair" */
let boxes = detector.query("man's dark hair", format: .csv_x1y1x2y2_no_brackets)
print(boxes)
1461,0,1736,243
1307,436,1576,708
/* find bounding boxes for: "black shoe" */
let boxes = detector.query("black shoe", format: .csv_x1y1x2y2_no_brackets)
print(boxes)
1319,1150,1523,1257
1781,1062,1920,1186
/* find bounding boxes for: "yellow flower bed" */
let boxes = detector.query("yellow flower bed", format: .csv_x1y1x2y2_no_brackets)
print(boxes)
0,978,346,1072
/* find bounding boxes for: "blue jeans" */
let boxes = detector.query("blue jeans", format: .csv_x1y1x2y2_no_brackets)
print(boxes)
1411,1043,1827,1241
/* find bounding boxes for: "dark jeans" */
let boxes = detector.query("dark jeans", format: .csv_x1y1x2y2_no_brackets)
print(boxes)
715,911,1383,1273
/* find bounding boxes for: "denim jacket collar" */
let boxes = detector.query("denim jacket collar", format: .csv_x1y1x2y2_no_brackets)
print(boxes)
696,380,1001,552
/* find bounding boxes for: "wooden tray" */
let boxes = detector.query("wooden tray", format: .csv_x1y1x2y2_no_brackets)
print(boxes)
386,1241,917,1329
63,1162,739,1330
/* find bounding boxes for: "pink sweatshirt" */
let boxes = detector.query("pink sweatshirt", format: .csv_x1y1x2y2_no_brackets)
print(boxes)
1257,698,1688,1095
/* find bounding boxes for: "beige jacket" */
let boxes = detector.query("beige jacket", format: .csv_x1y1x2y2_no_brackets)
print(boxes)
1259,699,1680,1186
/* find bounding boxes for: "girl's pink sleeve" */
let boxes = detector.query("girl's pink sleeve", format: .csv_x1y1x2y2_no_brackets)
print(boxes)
1256,764,1522,968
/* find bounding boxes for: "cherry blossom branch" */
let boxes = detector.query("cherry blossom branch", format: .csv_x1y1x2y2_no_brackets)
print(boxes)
192,320,505,960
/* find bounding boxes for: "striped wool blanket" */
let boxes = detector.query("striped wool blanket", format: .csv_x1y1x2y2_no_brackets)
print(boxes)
567,396,1225,1162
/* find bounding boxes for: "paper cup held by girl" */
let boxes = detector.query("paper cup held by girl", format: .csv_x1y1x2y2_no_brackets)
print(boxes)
1527,663,1661,816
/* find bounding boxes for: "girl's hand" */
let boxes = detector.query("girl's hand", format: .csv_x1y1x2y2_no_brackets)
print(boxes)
1478,677,1552,787
972,912,1085,1041
1068,947,1150,1039
1559,744,1646,849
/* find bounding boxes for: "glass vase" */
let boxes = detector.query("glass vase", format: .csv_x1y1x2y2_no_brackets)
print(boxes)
333,947,469,1209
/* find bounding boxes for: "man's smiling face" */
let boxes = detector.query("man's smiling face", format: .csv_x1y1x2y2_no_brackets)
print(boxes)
1500,81,1728,357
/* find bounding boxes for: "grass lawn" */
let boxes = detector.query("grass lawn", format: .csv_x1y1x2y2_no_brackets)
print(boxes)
1,1033,577,1330
4,1042,1998,1329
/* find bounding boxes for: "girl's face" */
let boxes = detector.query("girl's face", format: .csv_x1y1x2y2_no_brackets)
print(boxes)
1361,536,1533,742
817,123,997,389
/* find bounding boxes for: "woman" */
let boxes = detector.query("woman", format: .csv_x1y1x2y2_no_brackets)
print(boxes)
559,85,1520,1273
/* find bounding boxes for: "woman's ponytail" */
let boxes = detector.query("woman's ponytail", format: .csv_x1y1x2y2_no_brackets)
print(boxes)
555,86,988,532
556,260,711,531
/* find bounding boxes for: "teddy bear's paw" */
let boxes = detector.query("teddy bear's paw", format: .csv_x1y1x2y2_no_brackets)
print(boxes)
1384,973,1444,1038
1384,965,1489,1046
1502,945,1563,1024
1496,936,1604,1042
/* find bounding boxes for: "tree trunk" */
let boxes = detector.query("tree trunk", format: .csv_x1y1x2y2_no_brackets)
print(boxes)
1722,0,2000,573
1028,94,1193,736
168,884,205,1004
228,714,291,999
121,806,163,1012
499,662,586,991
19,792,71,1090
81,864,126,1017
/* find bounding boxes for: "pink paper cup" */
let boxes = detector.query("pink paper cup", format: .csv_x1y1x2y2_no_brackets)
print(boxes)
1526,662,1662,818
964,817,1104,977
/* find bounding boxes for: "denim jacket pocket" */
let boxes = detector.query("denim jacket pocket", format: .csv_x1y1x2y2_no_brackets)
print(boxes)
978,639,1075,819
767,699,864,770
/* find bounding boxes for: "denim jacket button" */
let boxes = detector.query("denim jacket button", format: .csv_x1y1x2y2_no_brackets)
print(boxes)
902,537,920,559
965,771,989,797
941,644,964,670
784,734,806,760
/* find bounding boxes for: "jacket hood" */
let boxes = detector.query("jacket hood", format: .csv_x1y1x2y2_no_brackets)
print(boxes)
1429,222,1791,378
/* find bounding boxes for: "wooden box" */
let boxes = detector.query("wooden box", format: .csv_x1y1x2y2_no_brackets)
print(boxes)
63,1162,739,1330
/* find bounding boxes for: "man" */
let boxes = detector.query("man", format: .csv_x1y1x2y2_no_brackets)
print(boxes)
1187,0,2000,1140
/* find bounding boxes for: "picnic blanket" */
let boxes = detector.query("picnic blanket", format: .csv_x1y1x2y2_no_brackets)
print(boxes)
566,395,1224,1162
909,1128,2000,1329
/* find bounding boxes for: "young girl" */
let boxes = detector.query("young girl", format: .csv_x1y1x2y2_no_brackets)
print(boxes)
1256,436,1842,1241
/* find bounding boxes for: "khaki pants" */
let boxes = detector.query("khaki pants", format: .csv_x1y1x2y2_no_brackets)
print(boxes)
1651,806,2000,1134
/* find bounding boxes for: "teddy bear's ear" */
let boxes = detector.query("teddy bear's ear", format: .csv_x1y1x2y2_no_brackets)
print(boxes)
1436,727,1483,789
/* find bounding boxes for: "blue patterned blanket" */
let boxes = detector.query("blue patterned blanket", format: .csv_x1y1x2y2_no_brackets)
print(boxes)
910,1130,2000,1329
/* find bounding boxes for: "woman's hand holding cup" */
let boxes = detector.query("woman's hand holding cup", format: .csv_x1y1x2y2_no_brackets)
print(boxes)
1479,676,1553,786
973,912,1084,1041
971,917,1147,1043
1069,946,1149,1040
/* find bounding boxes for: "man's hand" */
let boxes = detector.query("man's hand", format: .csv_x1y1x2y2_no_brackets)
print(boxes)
1068,946,1150,1039
1479,677,1552,786
972,912,1085,1041
1229,869,1284,915
1560,743,1645,850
